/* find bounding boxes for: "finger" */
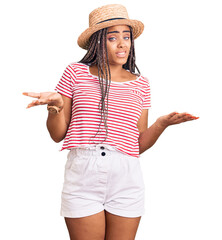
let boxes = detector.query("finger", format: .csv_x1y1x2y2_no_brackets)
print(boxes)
37,98,51,105
175,112,194,120
26,100,41,108
23,92,41,99
167,112,179,119
177,112,188,119
188,116,199,120
176,114,199,124
26,100,37,108
26,98,52,108
185,113,199,120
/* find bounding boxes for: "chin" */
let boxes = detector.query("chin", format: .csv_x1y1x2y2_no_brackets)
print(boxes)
112,58,128,66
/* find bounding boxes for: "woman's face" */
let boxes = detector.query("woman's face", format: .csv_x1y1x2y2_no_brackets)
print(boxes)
106,25,131,66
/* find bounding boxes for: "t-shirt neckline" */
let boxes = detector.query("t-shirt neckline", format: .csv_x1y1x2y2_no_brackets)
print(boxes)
86,65,141,84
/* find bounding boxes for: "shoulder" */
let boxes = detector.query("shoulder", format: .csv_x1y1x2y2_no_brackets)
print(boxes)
66,62,88,72
137,73,150,85
63,62,89,77
123,70,150,84
122,70,138,81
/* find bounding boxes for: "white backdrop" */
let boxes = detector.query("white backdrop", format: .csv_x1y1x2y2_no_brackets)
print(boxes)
1,0,221,239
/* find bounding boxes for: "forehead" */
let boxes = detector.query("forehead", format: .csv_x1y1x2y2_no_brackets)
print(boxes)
107,25,130,33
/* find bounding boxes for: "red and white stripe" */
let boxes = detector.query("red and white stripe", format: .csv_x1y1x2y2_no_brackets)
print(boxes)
55,63,151,158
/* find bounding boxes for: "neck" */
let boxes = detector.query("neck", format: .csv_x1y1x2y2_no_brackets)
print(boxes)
108,64,124,78
90,64,124,80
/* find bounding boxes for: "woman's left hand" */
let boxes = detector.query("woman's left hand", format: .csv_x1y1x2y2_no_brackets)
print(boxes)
156,112,199,129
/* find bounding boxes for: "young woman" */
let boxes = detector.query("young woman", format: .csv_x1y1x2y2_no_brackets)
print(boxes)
23,4,198,240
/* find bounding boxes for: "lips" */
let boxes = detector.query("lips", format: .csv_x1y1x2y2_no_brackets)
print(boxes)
116,51,127,58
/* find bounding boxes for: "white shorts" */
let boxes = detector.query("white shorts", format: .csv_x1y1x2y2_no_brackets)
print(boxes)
60,144,145,218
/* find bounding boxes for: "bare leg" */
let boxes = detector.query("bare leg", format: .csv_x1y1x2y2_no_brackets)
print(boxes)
64,210,106,240
104,210,141,240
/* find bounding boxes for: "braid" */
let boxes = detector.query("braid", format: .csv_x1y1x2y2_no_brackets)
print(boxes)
96,29,111,142
79,26,139,144
123,26,140,74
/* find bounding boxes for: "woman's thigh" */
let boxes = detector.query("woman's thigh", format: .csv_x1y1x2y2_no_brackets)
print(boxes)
104,210,141,240
65,210,106,240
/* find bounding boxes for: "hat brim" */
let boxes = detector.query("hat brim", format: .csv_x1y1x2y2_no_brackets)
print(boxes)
77,19,144,50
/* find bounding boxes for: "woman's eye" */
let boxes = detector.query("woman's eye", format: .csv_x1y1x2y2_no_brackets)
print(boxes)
108,37,116,41
108,36,130,41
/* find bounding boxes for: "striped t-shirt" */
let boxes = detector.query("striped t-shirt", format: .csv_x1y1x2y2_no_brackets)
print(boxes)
55,62,151,158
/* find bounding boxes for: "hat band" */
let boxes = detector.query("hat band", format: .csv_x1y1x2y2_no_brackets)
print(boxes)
96,17,126,25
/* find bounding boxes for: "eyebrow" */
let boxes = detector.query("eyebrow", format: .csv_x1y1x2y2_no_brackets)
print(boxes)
107,30,130,34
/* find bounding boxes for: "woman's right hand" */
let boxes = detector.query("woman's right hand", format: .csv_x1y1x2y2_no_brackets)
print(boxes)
23,92,64,109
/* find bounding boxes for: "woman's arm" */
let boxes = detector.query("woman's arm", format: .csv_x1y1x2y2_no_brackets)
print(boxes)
46,95,72,142
23,92,72,142
138,112,199,154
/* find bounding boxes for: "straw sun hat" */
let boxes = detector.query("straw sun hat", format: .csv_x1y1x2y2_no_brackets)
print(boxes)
77,4,144,50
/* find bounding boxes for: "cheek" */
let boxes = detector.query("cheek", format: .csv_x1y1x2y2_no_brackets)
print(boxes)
129,42,132,50
126,41,131,52
106,42,116,57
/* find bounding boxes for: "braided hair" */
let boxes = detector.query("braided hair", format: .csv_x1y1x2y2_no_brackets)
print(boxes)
79,26,140,144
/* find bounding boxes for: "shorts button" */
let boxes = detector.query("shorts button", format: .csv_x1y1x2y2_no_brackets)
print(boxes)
101,152,106,156
100,146,105,150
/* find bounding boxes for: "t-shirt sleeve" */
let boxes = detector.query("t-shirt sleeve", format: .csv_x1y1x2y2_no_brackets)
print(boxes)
142,77,151,109
55,64,76,98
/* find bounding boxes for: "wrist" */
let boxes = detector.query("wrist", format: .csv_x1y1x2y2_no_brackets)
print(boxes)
155,118,168,130
47,105,63,114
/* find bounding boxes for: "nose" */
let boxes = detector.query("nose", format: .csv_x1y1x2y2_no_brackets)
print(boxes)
117,38,126,48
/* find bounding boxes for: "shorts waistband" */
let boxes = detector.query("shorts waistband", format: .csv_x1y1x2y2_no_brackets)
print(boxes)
79,144,116,151
68,144,130,159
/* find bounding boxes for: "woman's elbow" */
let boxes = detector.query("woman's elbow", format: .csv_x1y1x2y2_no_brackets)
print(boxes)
49,133,65,143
